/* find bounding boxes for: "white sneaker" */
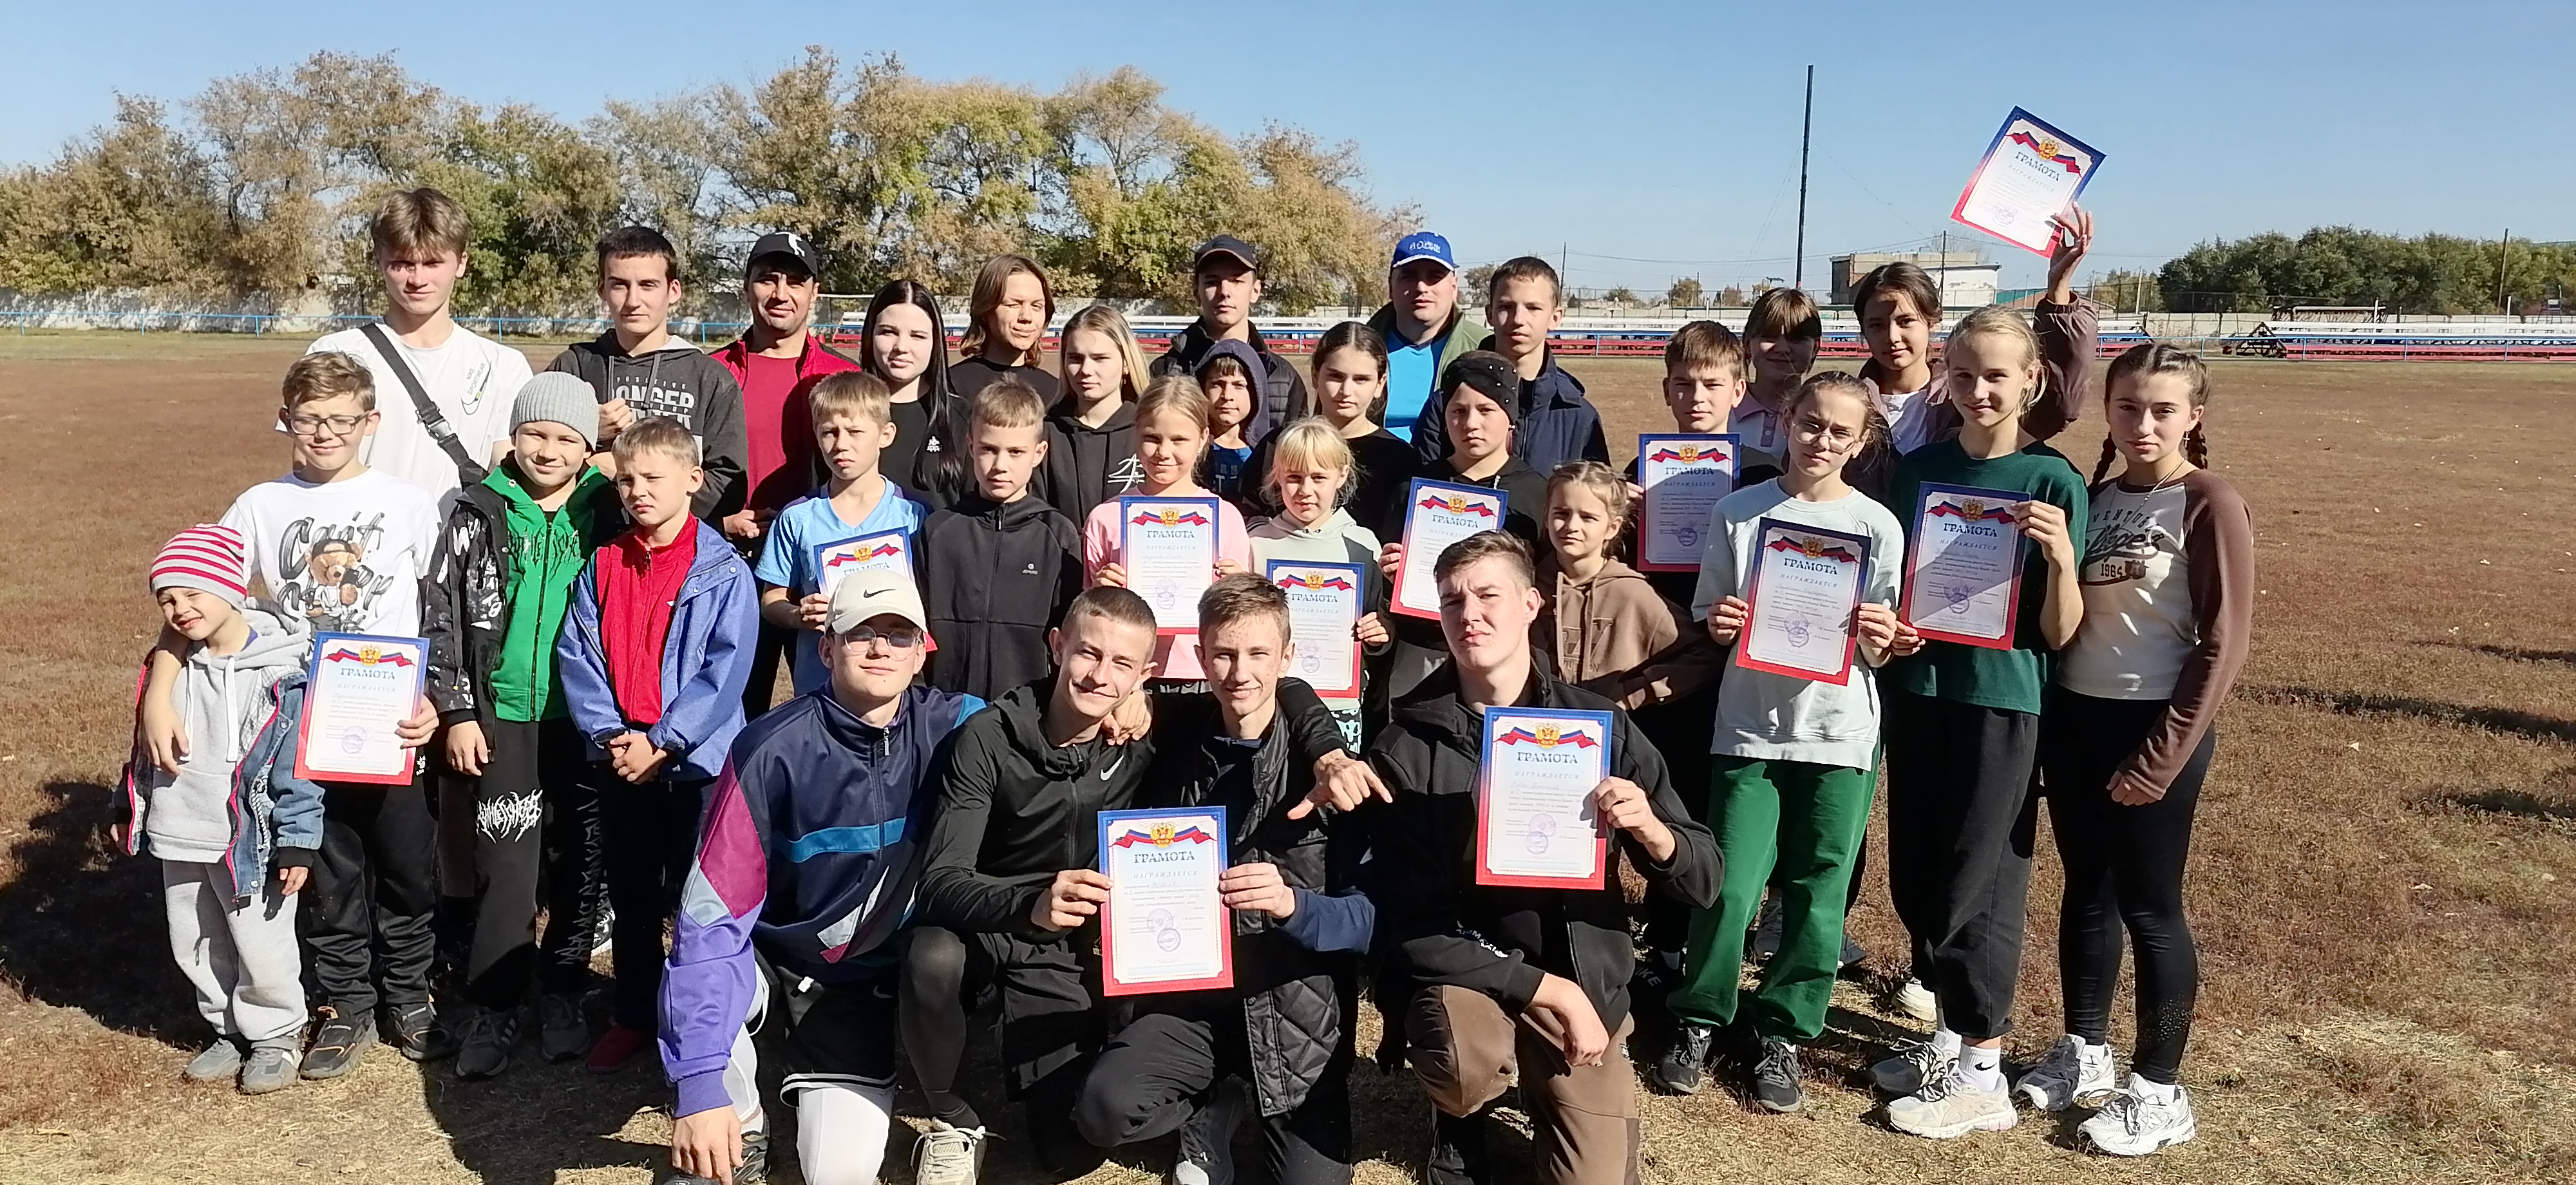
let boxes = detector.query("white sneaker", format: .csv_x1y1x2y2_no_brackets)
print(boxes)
913,1120,991,1185
1170,1080,1243,1185
2013,1034,2117,1112
1889,978,1938,1023
2082,1076,2197,1156
1886,1068,2019,1139
1871,1038,1955,1095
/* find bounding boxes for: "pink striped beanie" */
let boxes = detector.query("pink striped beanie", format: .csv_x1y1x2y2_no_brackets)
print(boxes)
151,524,250,609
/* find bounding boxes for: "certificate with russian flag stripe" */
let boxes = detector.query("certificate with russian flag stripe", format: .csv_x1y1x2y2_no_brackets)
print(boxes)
1736,518,1872,685
1900,482,2026,649
1951,107,2103,257
1266,559,1366,699
1098,806,1233,996
1476,706,1614,889
1636,433,1739,571
1393,479,1507,620
1121,497,1223,636
815,528,914,598
294,632,427,785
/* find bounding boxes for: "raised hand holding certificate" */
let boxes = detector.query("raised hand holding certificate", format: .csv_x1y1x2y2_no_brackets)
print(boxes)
1636,434,1739,572
1266,560,1365,698
815,528,915,598
1900,483,2024,649
1476,707,1614,889
1950,107,2103,257
1120,497,1222,635
1099,807,1233,996
294,633,427,785
1736,519,1871,686
1394,479,1507,619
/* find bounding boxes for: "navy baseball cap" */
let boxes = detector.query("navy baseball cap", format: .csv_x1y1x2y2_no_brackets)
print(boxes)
1390,231,1456,273
1193,235,1261,274
746,231,823,278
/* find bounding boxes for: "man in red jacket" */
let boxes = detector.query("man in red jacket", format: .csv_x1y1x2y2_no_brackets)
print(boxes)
713,231,864,716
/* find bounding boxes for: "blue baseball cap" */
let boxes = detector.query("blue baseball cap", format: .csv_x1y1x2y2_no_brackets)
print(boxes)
1390,231,1456,273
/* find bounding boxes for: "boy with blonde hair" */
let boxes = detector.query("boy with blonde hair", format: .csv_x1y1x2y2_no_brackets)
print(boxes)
556,417,761,1073
753,372,929,698
918,377,1083,700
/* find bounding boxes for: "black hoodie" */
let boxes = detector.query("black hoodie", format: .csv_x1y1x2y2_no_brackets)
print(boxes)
1150,320,1310,431
1366,664,1717,1031
1038,397,1145,524
547,332,751,520
917,492,1084,701
917,677,1350,939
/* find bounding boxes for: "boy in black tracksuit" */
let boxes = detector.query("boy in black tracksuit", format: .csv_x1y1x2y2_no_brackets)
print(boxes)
902,587,1365,1176
545,226,751,524
922,382,1084,699
1075,576,1375,1185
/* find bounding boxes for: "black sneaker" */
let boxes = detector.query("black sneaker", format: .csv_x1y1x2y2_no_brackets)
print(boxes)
537,992,592,1061
657,1126,770,1184
390,1001,457,1062
1423,1110,1489,1185
453,1005,522,1081
1839,934,1869,971
1751,1038,1805,1113
1747,894,1785,962
1647,1023,1715,1095
300,1007,375,1079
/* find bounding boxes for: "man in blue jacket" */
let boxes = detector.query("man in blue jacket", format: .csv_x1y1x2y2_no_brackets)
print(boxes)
659,567,983,1185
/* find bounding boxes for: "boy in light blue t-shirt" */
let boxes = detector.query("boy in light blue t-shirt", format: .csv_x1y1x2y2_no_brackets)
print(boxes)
753,372,927,698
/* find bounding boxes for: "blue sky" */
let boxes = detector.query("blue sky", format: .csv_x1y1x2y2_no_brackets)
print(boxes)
5,0,2569,293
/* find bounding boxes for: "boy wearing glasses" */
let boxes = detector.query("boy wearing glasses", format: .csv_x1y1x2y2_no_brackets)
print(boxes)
556,416,761,1074
156,352,450,1077
659,568,983,1185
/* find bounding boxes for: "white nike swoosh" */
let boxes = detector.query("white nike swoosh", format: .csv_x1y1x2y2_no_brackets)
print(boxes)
1099,755,1124,780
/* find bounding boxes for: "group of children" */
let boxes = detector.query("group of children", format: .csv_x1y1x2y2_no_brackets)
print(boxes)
118,186,2255,1185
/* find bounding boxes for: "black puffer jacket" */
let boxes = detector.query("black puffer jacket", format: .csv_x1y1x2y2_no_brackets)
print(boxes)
1135,717,1369,1117
917,493,1083,701
1366,665,1717,1034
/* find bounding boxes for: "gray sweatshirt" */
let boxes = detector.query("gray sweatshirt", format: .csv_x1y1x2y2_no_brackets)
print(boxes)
140,612,309,862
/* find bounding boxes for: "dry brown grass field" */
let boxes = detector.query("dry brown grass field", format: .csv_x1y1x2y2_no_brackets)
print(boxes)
1,332,2570,1184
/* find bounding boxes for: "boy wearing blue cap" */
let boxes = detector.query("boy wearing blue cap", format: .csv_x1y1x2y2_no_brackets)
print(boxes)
1367,232,1487,447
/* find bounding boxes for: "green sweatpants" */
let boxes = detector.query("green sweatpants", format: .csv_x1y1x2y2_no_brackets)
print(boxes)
1665,754,1875,1043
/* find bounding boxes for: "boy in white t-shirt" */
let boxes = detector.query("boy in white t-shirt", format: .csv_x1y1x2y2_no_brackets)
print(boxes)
141,352,450,1080
305,187,534,500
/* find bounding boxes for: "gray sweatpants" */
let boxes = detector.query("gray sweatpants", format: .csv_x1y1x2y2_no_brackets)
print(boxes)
162,860,306,1046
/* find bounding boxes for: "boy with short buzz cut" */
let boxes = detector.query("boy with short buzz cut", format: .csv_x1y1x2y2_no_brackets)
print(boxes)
556,416,761,1075
421,372,626,1078
752,371,928,699
1416,256,1607,477
307,186,535,498
547,225,751,525
1075,574,1378,1185
918,377,1083,701
119,524,325,1096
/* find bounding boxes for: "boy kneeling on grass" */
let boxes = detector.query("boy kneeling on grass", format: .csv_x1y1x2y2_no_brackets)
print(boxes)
119,525,325,1096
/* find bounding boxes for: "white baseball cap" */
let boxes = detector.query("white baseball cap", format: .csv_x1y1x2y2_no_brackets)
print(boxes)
826,567,929,635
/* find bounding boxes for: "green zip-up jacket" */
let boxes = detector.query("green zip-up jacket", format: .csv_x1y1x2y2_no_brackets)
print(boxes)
425,461,625,725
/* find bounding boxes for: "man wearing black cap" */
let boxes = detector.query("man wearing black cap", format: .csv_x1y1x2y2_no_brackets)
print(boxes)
714,231,866,715
1151,236,1310,430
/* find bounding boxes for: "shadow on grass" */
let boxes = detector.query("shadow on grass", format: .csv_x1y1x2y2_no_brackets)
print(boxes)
2240,685,2576,744
0,779,203,1043
2425,642,2576,669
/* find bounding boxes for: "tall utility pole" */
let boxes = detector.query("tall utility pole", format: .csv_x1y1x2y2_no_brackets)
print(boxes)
1794,65,1813,291
2497,228,2512,315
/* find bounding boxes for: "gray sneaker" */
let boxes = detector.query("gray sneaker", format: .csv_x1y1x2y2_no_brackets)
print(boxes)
183,1037,245,1083
538,992,592,1061
2013,1034,2116,1112
1871,1038,1955,1095
455,1005,522,1081
1750,1039,1804,1113
239,1044,299,1094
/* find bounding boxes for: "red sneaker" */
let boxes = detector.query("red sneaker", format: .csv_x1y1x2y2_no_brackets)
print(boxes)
585,1023,649,1074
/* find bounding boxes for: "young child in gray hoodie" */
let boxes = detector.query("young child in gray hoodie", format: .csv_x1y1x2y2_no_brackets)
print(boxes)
117,524,325,1094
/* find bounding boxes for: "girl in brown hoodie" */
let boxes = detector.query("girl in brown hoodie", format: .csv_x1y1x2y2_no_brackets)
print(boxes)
1533,462,1721,712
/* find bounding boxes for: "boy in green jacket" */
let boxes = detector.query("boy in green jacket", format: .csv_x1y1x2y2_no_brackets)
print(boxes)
423,373,627,1079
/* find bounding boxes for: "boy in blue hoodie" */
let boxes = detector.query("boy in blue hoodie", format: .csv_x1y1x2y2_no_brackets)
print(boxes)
659,567,985,1185
423,374,627,1077
118,524,325,1095
558,415,761,1074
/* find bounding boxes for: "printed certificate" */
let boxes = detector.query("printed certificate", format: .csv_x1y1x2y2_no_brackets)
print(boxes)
1950,108,2104,257
294,633,427,785
1900,483,2024,649
1266,560,1365,699
1636,434,1739,571
1392,479,1507,620
1475,706,1614,889
1098,807,1233,996
1736,519,1872,685
815,529,915,598
1120,497,1223,635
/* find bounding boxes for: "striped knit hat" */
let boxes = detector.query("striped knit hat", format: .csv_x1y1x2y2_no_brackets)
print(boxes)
151,524,250,609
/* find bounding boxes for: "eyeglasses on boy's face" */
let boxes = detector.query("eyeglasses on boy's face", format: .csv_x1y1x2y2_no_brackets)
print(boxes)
833,623,927,649
285,412,371,437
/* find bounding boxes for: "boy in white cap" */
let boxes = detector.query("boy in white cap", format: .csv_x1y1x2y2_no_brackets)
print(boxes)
659,567,986,1185
117,524,325,1095
422,373,628,1077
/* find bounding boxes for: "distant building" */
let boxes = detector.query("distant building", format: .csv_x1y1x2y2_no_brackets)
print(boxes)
1830,251,2002,308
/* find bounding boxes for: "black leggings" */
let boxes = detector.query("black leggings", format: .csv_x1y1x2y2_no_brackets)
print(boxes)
2042,688,2214,1085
